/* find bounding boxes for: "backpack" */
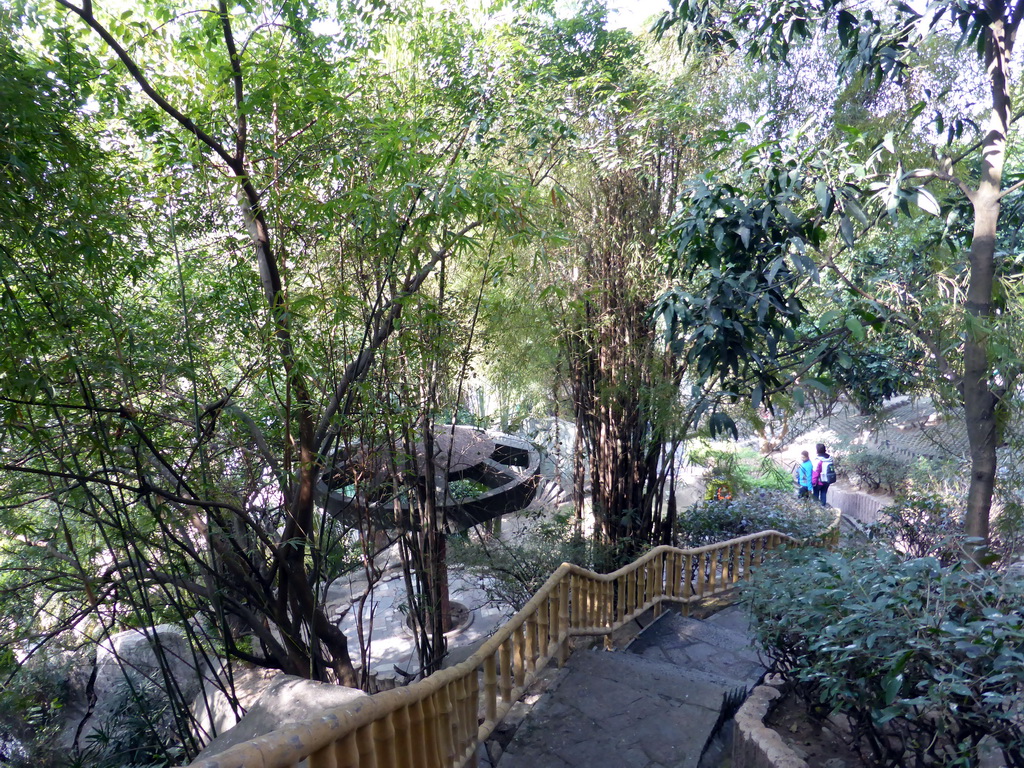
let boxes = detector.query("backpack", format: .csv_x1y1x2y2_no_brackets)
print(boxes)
817,457,836,485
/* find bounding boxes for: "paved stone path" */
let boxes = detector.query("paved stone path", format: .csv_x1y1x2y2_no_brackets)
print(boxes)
769,396,971,527
326,565,513,685
492,606,764,768
777,396,968,470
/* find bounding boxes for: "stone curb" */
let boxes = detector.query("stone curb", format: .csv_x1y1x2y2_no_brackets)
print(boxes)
732,683,809,768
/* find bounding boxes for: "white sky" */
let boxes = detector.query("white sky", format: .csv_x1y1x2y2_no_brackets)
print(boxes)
605,0,672,32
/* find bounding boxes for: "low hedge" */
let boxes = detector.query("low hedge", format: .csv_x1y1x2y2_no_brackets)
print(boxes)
746,548,1024,767
675,491,834,548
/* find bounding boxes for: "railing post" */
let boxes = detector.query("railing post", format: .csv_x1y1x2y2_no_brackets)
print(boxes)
601,579,614,650
437,687,454,766
459,674,474,747
538,596,550,660
671,551,682,598
483,654,498,725
558,577,570,666
461,679,479,768
373,714,396,768
682,553,693,615
499,638,513,701
421,695,440,768
394,705,413,768
584,573,593,628
310,743,339,768
409,698,428,768
638,562,647,612
465,673,480,768
569,573,578,630
335,731,361,768
356,723,378,768
525,616,537,675
648,557,656,605
514,624,526,688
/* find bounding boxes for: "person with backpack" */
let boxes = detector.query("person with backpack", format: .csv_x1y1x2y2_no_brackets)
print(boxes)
795,450,813,499
811,443,836,506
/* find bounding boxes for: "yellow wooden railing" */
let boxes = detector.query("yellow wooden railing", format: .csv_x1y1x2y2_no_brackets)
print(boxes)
189,516,840,768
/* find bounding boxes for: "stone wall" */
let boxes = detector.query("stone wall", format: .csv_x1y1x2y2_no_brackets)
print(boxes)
828,486,887,526
732,684,808,768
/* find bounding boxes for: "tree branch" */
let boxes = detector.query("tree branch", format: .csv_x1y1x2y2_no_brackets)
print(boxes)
54,0,237,169
217,0,246,162
314,221,482,447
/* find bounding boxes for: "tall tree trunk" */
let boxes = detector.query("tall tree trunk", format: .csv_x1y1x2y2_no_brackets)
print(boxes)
963,12,1012,559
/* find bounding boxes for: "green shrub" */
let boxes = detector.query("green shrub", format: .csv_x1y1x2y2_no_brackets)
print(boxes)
868,492,966,564
0,650,74,768
78,679,184,768
676,491,833,548
843,447,909,494
746,548,1024,767
687,443,792,501
449,507,598,611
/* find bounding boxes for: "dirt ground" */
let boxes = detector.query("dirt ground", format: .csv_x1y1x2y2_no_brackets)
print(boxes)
763,691,866,768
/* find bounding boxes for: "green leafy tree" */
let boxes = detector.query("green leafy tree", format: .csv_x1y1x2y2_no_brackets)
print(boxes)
1,6,543,749
656,0,1024,558
508,6,712,560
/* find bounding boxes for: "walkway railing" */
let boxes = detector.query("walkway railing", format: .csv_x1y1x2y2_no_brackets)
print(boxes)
189,515,840,768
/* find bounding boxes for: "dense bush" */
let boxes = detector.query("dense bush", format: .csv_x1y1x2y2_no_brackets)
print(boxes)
868,492,966,564
746,548,1024,767
843,447,908,494
449,507,597,611
675,491,834,548
687,443,792,500
0,650,73,768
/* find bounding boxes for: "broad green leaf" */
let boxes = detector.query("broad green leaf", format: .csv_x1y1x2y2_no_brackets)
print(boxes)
911,188,941,216
839,215,855,247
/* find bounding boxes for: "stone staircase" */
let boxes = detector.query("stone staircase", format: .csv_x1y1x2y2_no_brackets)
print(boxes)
490,606,764,768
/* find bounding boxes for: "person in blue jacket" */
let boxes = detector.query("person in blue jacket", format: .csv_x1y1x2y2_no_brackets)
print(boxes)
796,450,813,499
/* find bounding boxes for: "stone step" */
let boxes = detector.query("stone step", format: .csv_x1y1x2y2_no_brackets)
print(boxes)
497,648,724,768
626,609,765,692
494,607,766,768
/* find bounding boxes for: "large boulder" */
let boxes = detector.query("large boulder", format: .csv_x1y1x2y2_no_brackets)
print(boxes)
192,675,367,762
92,624,201,704
189,662,280,744
66,625,203,758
